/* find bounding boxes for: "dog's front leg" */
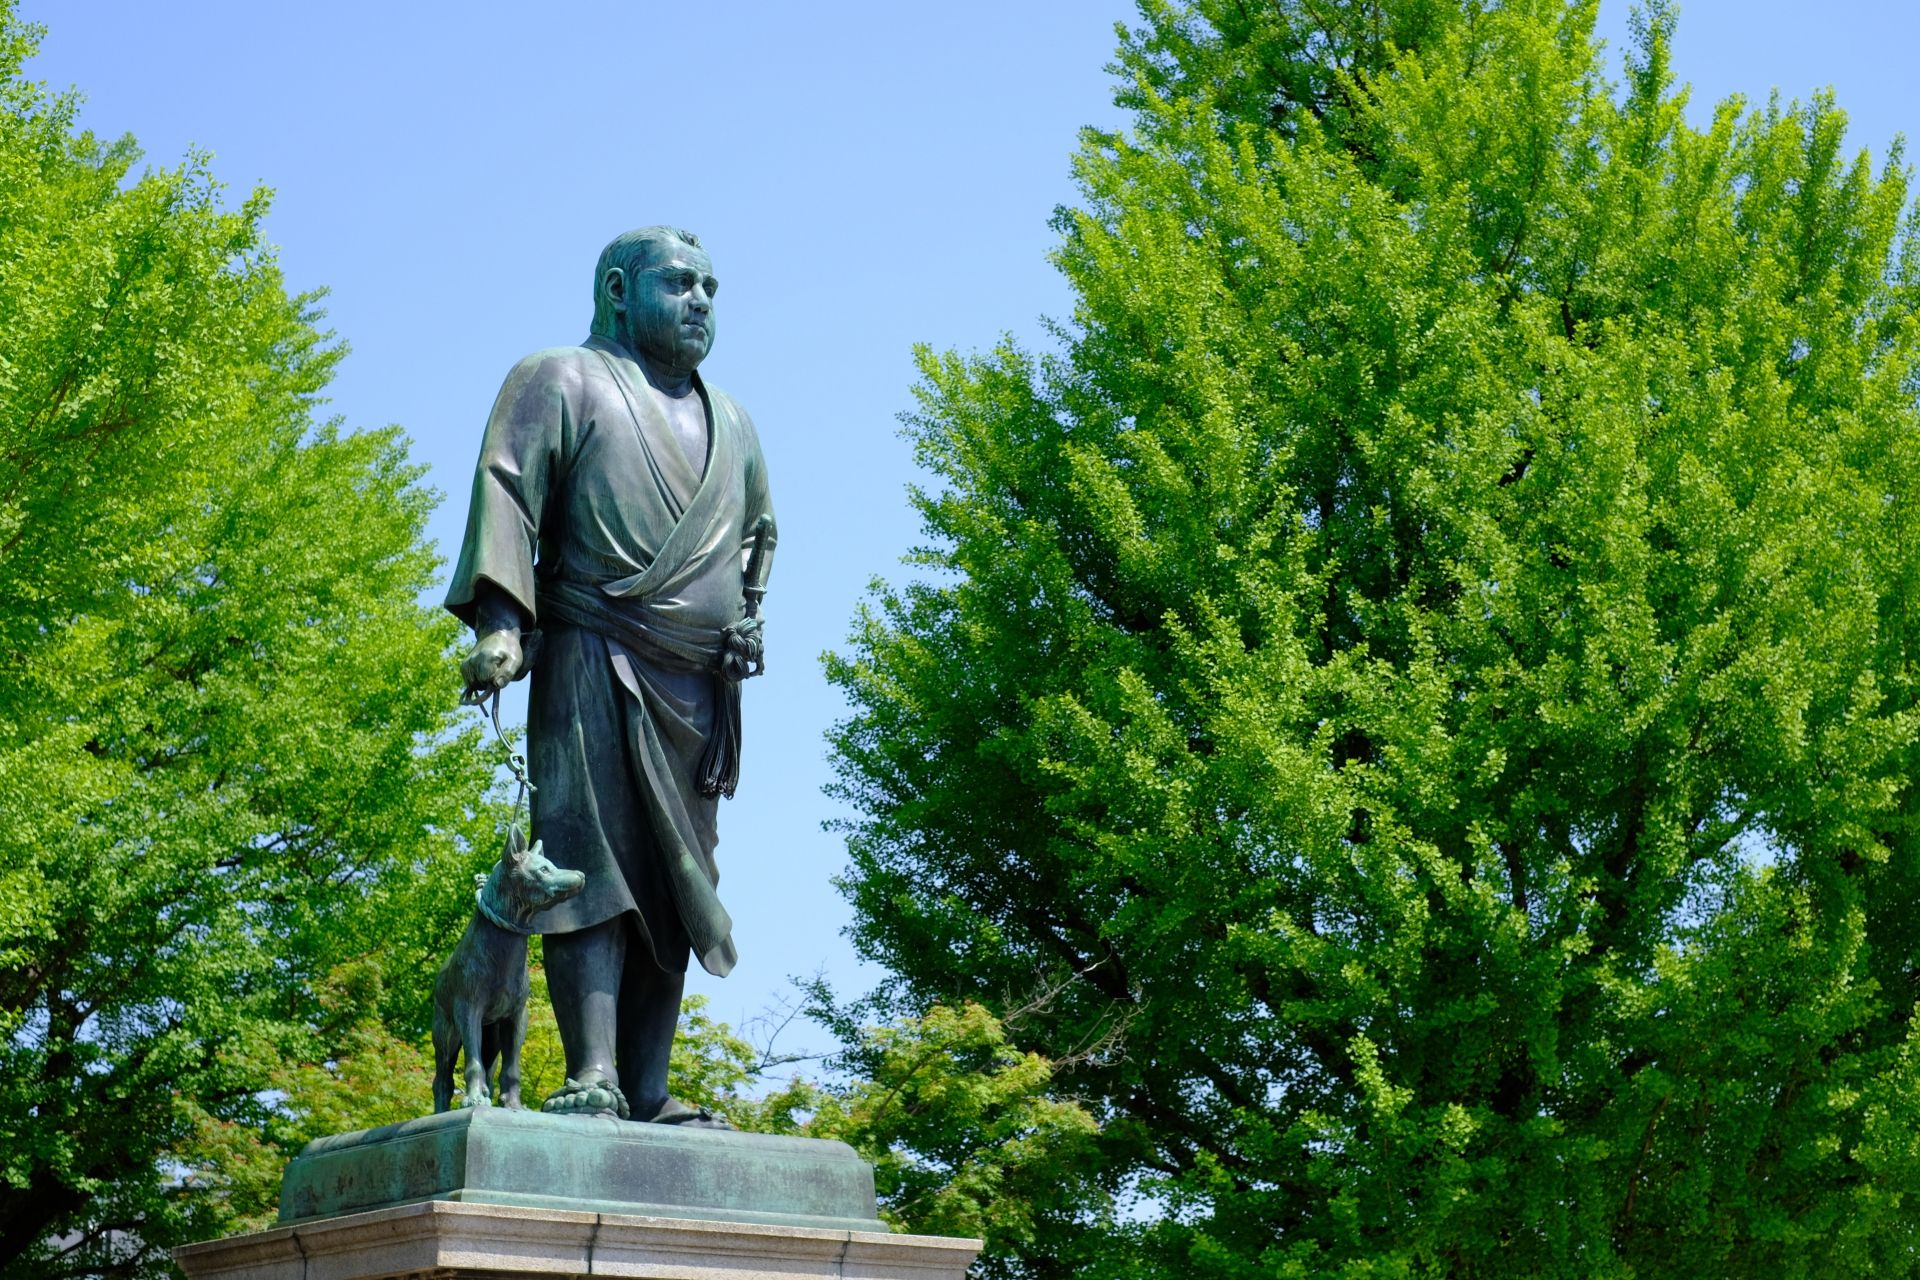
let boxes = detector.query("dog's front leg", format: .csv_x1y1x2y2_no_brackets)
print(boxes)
432,1000,458,1113
496,999,530,1109
458,999,492,1108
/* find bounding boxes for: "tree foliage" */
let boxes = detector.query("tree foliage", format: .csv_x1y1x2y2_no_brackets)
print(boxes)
0,11,500,1274
732,991,1109,1274
829,0,1920,1274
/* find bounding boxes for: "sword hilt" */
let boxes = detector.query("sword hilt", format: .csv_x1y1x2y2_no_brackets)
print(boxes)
742,516,773,619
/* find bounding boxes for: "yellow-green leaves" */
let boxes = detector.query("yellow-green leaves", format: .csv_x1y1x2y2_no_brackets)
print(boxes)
0,11,502,1274
830,0,1920,1275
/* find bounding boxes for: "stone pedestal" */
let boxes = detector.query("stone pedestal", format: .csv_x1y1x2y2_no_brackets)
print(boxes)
171,1199,981,1279
172,1110,980,1280
275,1108,887,1232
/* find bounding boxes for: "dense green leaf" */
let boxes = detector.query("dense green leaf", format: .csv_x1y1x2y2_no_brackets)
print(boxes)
829,1,1920,1274
0,9,502,1274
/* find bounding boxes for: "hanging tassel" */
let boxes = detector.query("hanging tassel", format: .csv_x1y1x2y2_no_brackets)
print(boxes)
697,623,760,799
698,524,772,800
697,673,743,799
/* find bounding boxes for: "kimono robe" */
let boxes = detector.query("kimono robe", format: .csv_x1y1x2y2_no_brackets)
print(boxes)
445,335,775,977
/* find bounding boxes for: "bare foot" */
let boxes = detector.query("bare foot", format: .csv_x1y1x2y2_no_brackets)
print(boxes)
540,1071,629,1119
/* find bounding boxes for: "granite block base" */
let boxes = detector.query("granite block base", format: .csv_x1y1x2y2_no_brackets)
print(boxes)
172,1199,982,1280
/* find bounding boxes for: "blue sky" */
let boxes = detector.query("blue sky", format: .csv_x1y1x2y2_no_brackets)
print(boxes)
24,0,1920,1043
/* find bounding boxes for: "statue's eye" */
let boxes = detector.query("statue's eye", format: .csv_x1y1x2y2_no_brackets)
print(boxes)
704,278,719,298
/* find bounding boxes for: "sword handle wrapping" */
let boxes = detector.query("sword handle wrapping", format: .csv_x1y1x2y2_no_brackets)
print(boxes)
742,515,773,620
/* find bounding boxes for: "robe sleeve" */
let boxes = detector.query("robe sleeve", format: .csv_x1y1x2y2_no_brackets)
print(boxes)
444,350,577,628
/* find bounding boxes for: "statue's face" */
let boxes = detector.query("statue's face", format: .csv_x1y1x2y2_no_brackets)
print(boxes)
617,239,718,376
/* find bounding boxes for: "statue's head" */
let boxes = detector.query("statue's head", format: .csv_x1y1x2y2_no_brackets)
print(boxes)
591,226,716,378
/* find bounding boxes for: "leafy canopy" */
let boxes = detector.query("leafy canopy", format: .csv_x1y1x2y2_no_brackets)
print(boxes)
0,10,500,1275
829,0,1920,1275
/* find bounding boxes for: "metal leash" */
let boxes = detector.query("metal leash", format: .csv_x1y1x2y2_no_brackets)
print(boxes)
462,684,536,822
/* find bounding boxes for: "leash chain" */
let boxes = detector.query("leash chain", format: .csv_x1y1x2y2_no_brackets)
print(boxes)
463,684,536,823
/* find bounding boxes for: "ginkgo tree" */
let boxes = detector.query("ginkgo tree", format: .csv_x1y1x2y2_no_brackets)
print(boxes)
0,9,501,1275
829,0,1920,1274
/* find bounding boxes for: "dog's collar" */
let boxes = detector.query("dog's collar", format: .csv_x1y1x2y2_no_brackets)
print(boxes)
475,886,536,936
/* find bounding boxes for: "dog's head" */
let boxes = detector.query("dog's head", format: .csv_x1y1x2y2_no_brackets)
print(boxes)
496,825,587,916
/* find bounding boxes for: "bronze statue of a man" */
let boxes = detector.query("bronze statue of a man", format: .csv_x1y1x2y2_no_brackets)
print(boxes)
445,226,774,1123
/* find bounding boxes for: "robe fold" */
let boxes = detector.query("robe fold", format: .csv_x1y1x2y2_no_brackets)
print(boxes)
446,335,775,978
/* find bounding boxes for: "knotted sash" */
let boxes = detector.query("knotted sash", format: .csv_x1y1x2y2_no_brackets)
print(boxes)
533,580,754,797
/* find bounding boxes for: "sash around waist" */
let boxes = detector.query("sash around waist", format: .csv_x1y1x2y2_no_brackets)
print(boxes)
536,578,725,675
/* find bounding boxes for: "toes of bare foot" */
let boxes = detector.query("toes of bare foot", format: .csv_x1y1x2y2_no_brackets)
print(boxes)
540,1074,630,1120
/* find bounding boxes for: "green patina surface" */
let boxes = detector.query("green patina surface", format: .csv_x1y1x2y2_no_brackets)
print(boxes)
277,1109,885,1233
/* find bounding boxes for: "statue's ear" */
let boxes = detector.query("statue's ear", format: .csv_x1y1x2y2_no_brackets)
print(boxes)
506,825,527,857
604,266,627,313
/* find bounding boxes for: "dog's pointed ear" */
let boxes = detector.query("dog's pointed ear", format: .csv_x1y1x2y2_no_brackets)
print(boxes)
506,825,528,863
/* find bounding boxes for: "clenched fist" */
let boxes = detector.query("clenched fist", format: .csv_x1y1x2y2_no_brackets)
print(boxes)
461,628,523,695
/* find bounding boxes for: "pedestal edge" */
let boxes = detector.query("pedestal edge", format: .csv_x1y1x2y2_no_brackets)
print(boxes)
173,1198,984,1280
276,1106,881,1229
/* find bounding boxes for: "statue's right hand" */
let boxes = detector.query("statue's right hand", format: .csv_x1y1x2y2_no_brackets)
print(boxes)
461,629,523,694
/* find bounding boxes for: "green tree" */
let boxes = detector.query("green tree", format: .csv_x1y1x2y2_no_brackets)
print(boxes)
0,10,499,1274
729,990,1111,1274
829,0,1920,1274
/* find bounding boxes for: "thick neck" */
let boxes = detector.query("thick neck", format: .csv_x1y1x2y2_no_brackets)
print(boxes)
638,354,697,399
476,864,535,935
600,333,698,398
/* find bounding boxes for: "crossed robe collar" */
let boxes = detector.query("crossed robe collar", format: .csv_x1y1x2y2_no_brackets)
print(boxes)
582,335,740,604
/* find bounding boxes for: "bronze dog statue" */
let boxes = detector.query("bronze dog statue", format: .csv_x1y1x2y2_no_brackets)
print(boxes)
432,827,585,1112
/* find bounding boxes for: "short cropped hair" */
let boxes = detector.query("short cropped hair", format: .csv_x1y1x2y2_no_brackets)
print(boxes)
590,226,704,338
